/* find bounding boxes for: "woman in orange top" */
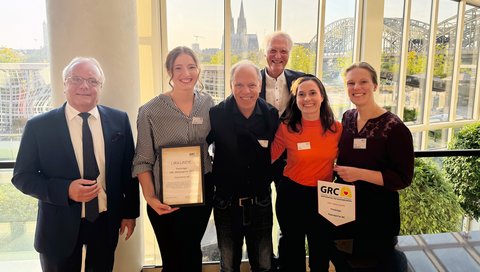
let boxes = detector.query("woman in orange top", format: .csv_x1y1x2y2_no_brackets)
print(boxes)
271,76,342,271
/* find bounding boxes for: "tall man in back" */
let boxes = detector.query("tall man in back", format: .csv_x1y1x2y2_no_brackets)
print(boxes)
12,57,140,272
261,31,306,118
261,31,307,271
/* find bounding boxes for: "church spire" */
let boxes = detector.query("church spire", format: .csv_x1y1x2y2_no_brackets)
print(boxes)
237,0,247,35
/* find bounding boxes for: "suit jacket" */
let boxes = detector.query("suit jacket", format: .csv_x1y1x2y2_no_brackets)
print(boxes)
12,103,139,257
208,95,279,198
260,68,306,101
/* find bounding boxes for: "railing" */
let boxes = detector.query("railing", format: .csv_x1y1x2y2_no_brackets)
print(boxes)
414,149,480,157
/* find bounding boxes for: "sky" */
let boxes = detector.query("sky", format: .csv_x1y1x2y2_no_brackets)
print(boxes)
0,0,469,50
0,0,47,49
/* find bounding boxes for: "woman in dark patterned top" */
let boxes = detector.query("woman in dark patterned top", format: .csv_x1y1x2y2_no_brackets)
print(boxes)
132,46,214,272
332,62,414,271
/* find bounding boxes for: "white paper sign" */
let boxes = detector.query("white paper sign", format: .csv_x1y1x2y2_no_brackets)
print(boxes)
317,180,355,226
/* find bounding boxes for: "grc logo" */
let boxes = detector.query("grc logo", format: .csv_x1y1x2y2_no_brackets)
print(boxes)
319,186,352,198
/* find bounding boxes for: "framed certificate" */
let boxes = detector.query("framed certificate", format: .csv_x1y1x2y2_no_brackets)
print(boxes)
159,144,205,207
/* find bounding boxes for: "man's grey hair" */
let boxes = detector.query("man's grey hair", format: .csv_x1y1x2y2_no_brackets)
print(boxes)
230,60,262,86
264,31,293,53
62,57,105,84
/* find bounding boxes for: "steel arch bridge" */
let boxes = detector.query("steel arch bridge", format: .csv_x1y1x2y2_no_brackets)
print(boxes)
309,7,480,56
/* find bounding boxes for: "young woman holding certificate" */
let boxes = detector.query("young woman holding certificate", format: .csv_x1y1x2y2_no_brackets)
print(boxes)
271,76,342,271
333,62,414,271
132,46,214,272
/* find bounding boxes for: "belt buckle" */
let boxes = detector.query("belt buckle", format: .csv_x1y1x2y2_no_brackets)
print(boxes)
239,197,253,207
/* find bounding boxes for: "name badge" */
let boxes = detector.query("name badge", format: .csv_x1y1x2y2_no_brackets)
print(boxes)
192,117,203,125
258,139,269,148
353,138,367,149
297,142,311,150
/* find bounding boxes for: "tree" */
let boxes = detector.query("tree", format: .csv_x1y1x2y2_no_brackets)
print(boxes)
403,108,417,122
400,158,463,235
406,51,426,76
209,50,240,65
0,47,25,63
288,45,315,74
443,122,480,220
433,44,454,79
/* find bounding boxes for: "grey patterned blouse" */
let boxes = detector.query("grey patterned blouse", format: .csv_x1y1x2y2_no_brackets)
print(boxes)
132,90,214,197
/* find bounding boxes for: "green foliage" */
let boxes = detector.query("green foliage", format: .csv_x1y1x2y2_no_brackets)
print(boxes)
381,53,400,76
400,158,462,235
209,50,240,65
406,51,426,76
403,108,417,122
0,184,37,222
433,53,447,79
0,47,25,63
246,50,265,67
433,44,454,79
443,122,480,219
335,55,352,78
287,45,315,74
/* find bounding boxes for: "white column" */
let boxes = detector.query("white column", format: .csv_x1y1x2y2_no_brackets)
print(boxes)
45,1,143,271
359,0,385,71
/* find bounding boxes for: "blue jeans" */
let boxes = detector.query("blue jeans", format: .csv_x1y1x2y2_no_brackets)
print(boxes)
214,194,273,272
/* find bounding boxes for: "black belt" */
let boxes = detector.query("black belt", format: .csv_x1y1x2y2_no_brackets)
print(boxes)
238,197,254,226
217,195,266,226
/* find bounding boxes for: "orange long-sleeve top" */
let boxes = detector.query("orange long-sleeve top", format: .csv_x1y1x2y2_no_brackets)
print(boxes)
271,119,342,187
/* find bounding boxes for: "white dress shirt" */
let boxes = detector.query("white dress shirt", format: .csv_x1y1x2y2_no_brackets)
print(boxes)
65,103,107,217
265,71,289,117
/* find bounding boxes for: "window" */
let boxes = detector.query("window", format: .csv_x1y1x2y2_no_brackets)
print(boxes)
322,0,356,120
0,1,50,271
429,0,459,123
283,0,319,75
457,4,480,120
380,0,405,114
404,0,432,125
166,0,225,104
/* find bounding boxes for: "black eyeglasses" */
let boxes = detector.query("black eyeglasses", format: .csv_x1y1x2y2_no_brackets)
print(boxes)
67,76,102,87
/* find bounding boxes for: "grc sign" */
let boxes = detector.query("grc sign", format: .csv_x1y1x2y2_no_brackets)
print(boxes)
317,181,355,226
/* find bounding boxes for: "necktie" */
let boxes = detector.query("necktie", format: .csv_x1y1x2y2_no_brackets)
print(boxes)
80,112,100,222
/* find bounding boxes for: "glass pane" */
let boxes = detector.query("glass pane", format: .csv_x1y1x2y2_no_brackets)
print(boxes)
167,0,225,104
323,0,356,120
412,132,422,150
0,170,40,272
229,0,275,67
457,5,480,120
380,0,404,114
429,0,458,123
282,0,319,75
0,1,49,270
433,247,480,271
427,128,449,150
404,0,432,124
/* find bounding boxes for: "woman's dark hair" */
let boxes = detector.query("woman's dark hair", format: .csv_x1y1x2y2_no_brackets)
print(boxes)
284,76,338,134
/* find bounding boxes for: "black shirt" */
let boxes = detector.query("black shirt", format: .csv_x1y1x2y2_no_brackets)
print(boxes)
232,103,271,196
209,95,279,198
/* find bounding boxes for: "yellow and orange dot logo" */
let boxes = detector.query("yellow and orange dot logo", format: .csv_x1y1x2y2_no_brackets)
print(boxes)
340,187,352,198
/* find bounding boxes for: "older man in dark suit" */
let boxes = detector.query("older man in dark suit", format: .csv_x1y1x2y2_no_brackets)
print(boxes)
12,57,139,272
260,31,307,271
260,31,306,118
